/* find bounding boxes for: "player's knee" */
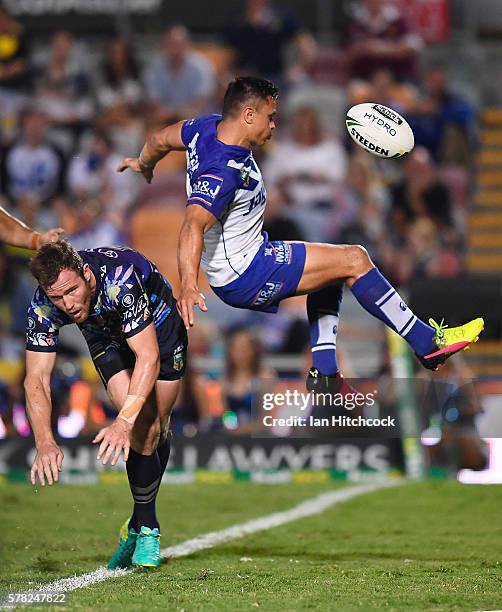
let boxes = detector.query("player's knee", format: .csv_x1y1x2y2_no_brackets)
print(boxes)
131,418,161,454
347,244,371,276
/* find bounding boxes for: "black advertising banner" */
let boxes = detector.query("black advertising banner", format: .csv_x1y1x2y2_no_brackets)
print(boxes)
0,434,404,475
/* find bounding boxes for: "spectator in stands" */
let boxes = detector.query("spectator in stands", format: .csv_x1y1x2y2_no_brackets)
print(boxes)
221,326,276,434
386,217,461,285
67,196,127,251
344,0,423,82
225,0,299,82
1,108,66,204
408,66,476,164
144,25,216,122
348,67,417,113
336,153,390,261
390,147,453,238
67,129,138,226
263,105,347,242
34,31,94,150
0,3,30,94
97,37,141,113
96,38,144,157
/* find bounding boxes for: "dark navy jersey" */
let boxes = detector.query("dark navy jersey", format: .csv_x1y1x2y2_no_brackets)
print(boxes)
182,114,266,286
26,247,178,356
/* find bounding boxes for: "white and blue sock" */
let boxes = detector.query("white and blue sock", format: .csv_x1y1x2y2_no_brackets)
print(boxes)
350,268,435,356
307,284,343,375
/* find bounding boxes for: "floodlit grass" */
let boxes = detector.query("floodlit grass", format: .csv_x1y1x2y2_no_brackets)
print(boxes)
1,480,501,610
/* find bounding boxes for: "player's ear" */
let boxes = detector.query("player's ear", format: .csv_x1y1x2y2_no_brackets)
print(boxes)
243,106,254,125
83,263,91,282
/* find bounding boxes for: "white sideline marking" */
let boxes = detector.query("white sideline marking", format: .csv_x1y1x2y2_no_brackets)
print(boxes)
2,481,399,608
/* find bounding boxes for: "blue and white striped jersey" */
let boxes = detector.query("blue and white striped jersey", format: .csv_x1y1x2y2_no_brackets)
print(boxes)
182,114,267,287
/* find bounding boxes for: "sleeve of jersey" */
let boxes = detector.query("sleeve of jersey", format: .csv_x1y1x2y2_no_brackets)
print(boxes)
187,169,238,219
181,116,202,148
26,292,64,353
110,266,154,339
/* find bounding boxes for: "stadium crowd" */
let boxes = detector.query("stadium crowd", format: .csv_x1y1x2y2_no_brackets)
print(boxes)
0,0,478,437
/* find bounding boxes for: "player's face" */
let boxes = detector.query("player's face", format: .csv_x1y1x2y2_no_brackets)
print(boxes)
45,265,94,323
248,97,276,146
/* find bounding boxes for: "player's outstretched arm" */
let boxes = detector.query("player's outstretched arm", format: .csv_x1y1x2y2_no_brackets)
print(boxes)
24,350,63,486
0,206,64,249
93,323,160,466
117,119,187,184
177,204,216,329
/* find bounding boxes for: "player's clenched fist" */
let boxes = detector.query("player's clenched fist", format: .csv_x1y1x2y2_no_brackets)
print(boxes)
93,417,133,466
176,287,207,329
31,440,63,486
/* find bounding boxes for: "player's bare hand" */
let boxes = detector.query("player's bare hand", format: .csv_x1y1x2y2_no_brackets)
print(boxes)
38,227,65,247
93,418,132,465
31,440,63,486
177,287,208,329
117,157,154,184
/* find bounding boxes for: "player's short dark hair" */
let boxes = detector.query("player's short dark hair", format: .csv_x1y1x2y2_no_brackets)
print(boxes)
30,240,84,288
222,76,278,118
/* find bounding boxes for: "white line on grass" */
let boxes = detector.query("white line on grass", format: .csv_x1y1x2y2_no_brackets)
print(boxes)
2,480,400,608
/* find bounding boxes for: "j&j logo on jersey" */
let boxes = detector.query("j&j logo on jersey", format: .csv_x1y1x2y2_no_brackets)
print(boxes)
191,174,223,205
252,281,283,306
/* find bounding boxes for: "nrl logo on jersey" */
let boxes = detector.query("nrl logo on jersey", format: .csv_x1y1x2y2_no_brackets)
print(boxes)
240,167,251,187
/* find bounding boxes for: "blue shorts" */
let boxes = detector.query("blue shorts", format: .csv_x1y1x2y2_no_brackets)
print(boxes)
211,238,306,313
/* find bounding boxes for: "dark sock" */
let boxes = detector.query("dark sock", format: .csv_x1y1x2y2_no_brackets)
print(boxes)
126,448,162,532
307,284,343,376
157,437,171,475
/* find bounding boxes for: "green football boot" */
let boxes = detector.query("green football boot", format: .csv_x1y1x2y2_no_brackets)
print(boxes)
132,526,162,568
107,518,138,570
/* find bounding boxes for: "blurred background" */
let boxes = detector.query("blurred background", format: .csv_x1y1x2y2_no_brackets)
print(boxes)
0,0,501,482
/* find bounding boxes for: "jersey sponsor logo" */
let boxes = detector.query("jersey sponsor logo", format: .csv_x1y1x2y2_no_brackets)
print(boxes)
272,243,292,265
28,331,56,347
27,317,35,329
191,174,223,205
399,301,407,311
243,185,266,216
121,293,135,308
122,294,149,320
98,249,118,258
252,281,283,306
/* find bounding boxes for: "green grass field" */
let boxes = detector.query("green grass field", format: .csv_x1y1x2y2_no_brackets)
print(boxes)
1,479,501,611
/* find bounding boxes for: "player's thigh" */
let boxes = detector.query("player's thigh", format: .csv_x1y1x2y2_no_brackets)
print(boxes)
294,242,373,294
